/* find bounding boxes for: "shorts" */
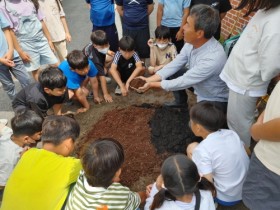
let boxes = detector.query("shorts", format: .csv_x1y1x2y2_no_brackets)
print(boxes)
123,26,150,59
242,153,280,210
53,40,67,62
19,37,58,72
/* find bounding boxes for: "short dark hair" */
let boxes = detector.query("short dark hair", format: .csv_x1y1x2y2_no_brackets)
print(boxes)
190,101,226,132
237,0,280,16
119,36,135,51
67,50,89,70
11,110,43,137
41,115,80,146
39,67,67,90
151,154,215,210
90,30,109,46
190,4,220,39
155,26,171,40
81,138,124,188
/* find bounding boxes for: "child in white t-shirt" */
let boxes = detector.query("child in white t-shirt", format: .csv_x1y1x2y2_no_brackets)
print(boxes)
145,154,216,210
187,101,249,207
147,26,177,75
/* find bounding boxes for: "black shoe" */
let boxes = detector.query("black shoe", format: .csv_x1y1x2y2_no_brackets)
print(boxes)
163,101,187,108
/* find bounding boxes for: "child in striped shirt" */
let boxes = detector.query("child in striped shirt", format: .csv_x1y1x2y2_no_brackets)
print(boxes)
65,138,146,210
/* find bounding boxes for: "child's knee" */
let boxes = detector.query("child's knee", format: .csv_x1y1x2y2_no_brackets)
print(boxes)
186,142,199,159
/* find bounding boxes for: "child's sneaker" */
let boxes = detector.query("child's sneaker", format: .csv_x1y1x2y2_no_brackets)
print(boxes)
115,86,122,95
105,76,111,84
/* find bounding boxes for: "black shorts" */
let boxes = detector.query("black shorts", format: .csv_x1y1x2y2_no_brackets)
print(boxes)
123,26,150,59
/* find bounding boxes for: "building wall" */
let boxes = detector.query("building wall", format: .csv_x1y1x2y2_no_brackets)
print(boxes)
221,0,255,40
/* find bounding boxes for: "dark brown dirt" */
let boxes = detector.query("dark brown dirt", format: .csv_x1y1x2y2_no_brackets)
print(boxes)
130,78,146,90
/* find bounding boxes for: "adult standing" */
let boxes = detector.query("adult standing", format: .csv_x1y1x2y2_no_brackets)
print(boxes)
220,0,280,147
138,4,228,112
115,0,154,60
86,0,119,52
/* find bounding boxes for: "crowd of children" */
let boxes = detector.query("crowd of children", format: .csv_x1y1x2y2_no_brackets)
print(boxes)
0,0,280,209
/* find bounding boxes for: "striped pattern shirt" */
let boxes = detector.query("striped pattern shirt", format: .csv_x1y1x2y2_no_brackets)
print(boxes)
65,171,141,210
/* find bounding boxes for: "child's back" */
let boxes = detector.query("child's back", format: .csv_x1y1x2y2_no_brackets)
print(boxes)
65,138,142,210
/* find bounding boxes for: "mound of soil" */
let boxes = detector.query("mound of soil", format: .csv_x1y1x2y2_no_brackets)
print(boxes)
130,78,146,89
77,105,167,188
150,107,202,153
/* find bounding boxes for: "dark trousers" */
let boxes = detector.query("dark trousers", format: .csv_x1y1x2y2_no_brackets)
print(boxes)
169,67,188,104
168,26,184,53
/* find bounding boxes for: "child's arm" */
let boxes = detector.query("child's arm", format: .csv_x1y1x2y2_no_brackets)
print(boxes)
157,3,163,26
137,191,147,204
74,88,90,113
89,76,102,104
110,63,127,96
147,3,154,16
41,21,55,52
2,28,14,60
116,5,124,17
10,31,31,63
52,104,63,115
176,8,190,41
99,76,113,103
60,16,71,42
125,61,144,90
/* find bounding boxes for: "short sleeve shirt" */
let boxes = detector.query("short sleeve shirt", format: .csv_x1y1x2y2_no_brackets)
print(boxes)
0,127,22,186
158,0,191,27
0,0,44,32
112,51,141,82
115,0,154,30
83,43,106,76
59,60,98,90
1,148,82,210
12,83,68,117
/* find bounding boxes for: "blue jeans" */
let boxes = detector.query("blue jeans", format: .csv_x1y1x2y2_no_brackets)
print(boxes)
0,56,31,100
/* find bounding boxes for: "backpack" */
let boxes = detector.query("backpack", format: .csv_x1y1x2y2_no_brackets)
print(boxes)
223,34,240,57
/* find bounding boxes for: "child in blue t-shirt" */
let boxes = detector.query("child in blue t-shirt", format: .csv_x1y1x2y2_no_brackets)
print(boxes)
59,50,99,113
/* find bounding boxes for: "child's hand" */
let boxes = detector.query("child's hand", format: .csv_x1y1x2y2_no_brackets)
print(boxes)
147,38,155,48
48,41,56,52
146,184,153,197
104,94,113,103
155,175,164,190
76,107,89,113
0,58,15,67
4,50,13,61
20,146,30,157
19,51,31,63
121,86,128,96
94,97,103,104
176,29,184,41
65,33,72,42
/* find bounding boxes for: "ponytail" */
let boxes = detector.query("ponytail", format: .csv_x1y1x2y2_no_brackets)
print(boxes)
150,189,175,210
197,177,216,197
30,0,40,13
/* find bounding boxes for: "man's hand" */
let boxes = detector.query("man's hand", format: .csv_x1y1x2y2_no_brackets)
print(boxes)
19,51,31,63
104,93,113,103
0,58,15,67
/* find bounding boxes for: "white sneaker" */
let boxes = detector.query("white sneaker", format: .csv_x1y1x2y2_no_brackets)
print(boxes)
115,86,122,95
105,76,111,84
